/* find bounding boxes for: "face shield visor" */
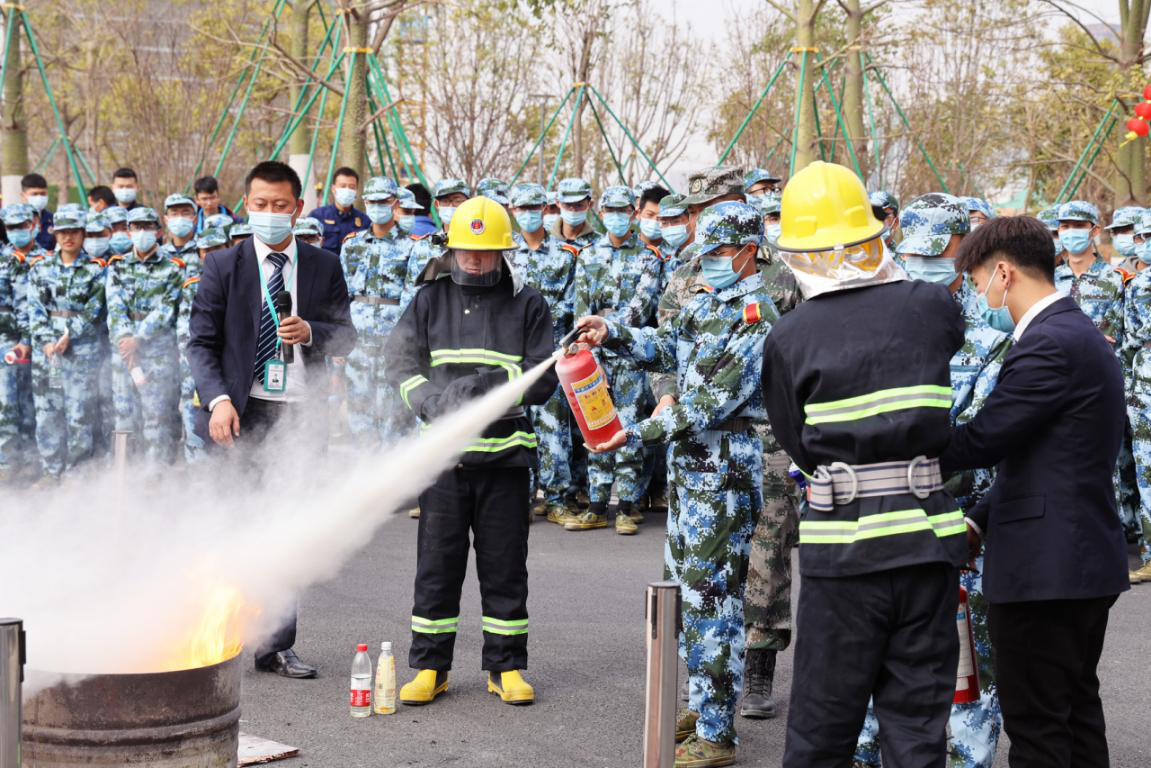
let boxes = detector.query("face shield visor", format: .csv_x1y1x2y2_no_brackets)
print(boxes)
449,249,505,288
777,235,906,299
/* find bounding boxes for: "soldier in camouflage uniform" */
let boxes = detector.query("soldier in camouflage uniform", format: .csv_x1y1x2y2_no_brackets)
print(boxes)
101,207,139,438
553,177,600,250
509,182,581,521
292,216,323,248
577,201,776,768
229,221,253,247
743,167,782,197
1120,210,1151,584
962,197,995,230
0,204,46,483
106,206,134,258
161,194,200,265
1037,206,1062,265
105,206,184,465
83,213,114,457
402,179,466,302
1107,206,1144,276
570,185,663,533
854,194,1012,768
202,212,235,239
26,206,106,482
342,176,410,446
476,177,511,208
657,194,693,291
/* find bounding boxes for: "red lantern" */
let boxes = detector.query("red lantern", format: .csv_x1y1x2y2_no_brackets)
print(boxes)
1143,84,1151,101
1126,117,1149,137
1136,102,1151,120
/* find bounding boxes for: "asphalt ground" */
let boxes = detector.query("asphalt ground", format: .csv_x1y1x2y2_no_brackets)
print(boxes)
239,509,1151,767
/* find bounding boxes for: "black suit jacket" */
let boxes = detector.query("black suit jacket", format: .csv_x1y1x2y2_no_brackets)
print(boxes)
942,296,1129,603
187,238,356,439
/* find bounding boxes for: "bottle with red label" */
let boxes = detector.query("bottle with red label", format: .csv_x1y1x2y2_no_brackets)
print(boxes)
556,347,623,446
350,643,373,717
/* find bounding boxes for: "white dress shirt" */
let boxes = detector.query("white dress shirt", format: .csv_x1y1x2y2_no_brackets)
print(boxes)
249,236,311,403
1012,290,1063,341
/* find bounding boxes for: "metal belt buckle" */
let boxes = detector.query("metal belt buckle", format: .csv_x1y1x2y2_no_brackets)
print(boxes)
907,455,932,499
828,461,858,504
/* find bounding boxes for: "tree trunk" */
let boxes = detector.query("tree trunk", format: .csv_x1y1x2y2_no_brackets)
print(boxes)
1,11,29,204
794,0,818,171
338,1,368,176
288,0,311,157
842,0,867,179
1115,0,1148,205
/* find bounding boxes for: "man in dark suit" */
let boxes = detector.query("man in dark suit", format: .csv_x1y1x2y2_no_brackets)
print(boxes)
942,215,1129,768
188,160,356,679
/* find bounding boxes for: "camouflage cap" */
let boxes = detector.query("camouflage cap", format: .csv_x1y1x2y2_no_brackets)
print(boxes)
744,167,782,191
292,216,323,237
868,190,899,213
203,213,233,232
1,203,35,226
163,193,196,211
363,176,399,202
85,212,111,234
1106,205,1144,230
684,166,746,206
510,182,547,208
433,178,470,199
1057,200,1099,225
1037,206,1059,231
397,188,425,211
658,193,689,218
197,227,230,249
230,221,253,236
545,191,558,206
696,200,764,256
53,205,88,230
104,206,129,226
760,193,782,217
896,193,970,257
126,207,160,226
557,177,593,204
632,180,667,200
476,177,510,205
963,196,995,220
1136,211,1151,237
599,185,636,209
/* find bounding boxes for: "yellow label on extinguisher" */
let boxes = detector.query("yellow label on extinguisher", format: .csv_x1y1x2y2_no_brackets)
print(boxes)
572,367,617,430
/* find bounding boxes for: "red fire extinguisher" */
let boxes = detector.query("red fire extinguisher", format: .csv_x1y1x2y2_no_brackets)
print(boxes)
555,345,623,447
3,346,29,365
954,585,980,704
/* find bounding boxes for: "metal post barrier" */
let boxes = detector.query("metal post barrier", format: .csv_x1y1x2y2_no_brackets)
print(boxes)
643,582,680,768
0,618,25,768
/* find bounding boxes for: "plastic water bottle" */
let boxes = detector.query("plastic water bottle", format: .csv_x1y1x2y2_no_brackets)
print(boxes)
349,644,373,717
373,642,396,715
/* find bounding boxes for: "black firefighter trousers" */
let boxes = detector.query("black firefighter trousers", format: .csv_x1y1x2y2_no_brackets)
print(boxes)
783,562,960,768
410,466,530,672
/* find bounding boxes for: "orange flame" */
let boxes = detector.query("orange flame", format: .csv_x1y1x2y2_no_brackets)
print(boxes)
168,585,254,670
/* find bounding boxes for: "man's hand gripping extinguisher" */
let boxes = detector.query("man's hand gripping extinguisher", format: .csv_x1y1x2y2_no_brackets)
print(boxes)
554,327,623,446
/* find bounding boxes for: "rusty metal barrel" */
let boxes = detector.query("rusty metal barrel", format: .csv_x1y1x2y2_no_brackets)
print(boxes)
21,652,241,767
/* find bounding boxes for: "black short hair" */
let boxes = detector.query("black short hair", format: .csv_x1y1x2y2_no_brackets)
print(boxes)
21,173,47,190
639,185,670,209
113,167,138,181
406,182,432,211
193,176,219,195
333,166,359,183
954,215,1056,283
87,185,116,207
871,204,888,222
245,161,302,199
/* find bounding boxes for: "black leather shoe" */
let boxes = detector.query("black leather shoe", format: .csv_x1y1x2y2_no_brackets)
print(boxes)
254,649,317,679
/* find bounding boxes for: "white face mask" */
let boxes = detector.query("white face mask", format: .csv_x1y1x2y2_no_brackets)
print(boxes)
114,187,137,204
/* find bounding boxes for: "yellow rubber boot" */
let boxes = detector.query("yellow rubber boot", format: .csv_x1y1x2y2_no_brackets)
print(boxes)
487,670,534,705
400,669,448,705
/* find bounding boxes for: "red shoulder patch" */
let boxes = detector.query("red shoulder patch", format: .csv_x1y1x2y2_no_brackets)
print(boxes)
182,276,200,290
743,302,763,324
169,257,186,269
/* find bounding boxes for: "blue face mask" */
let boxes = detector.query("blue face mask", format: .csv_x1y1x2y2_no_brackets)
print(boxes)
543,213,561,232
110,231,134,254
701,247,750,291
131,229,157,253
661,224,689,249
561,209,587,228
1052,235,1061,256
397,214,415,233
766,223,782,243
1137,239,1151,265
1113,233,1136,259
27,194,48,212
903,256,958,286
977,271,1015,333
84,237,110,258
515,210,543,233
166,217,194,239
603,212,632,238
248,212,294,245
639,218,661,240
333,187,357,208
7,228,34,248
438,206,456,227
366,204,394,225
1059,228,1093,255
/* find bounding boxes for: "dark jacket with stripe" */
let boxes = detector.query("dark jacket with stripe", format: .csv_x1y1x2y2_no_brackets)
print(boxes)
761,279,967,577
385,256,557,468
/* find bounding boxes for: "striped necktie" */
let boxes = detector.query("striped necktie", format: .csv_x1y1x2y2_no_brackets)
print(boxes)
254,250,289,383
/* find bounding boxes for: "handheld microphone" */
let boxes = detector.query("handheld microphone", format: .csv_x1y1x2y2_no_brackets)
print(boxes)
274,290,294,363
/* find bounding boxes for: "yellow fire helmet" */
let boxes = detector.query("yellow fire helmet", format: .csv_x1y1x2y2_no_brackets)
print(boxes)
774,161,903,299
446,196,515,251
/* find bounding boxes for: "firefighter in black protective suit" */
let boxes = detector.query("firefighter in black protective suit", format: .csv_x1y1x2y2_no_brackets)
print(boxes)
385,196,557,707
761,162,969,768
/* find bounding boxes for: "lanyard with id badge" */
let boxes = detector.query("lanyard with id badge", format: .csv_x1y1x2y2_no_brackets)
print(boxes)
260,251,296,394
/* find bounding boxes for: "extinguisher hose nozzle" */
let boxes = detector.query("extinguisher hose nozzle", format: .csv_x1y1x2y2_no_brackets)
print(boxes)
557,327,581,350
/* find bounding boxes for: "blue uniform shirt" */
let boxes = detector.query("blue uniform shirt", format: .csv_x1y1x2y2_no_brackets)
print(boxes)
409,214,438,237
307,203,368,255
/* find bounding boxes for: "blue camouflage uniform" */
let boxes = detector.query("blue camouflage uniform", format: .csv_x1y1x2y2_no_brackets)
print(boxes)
1120,211,1151,575
26,206,106,478
401,179,468,303
177,228,228,464
600,201,776,749
0,205,46,480
307,201,368,256
656,193,693,293
476,177,510,206
105,206,183,464
509,183,580,513
552,177,600,250
572,186,663,513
